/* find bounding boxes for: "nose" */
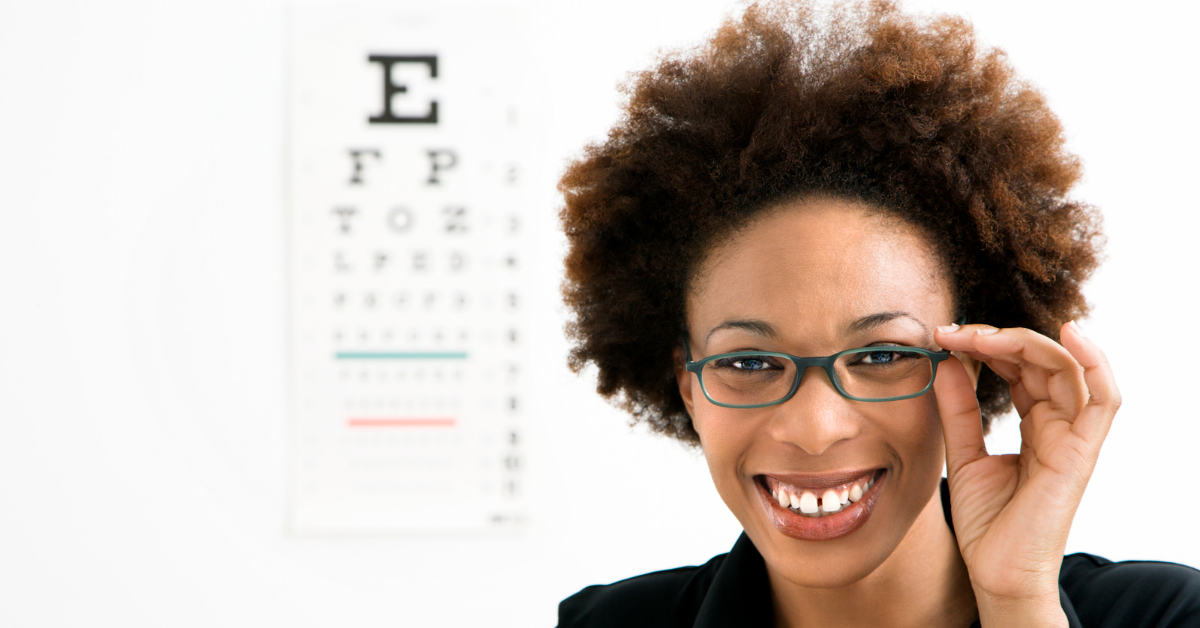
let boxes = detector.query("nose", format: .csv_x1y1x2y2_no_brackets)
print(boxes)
765,365,860,456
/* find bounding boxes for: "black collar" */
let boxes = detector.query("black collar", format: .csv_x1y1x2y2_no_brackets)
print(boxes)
693,532,774,628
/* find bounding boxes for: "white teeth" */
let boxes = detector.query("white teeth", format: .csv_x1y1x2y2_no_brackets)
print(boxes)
768,473,881,516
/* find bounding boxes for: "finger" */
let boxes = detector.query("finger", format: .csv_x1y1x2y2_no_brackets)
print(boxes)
977,355,1021,383
936,325,1074,374
1059,321,1121,448
934,354,988,475
952,350,1039,417
1009,380,1038,418
940,329,1032,389
937,325,1087,421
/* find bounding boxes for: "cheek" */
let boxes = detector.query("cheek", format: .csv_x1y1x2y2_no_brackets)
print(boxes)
693,405,742,464
884,395,945,471
692,406,759,493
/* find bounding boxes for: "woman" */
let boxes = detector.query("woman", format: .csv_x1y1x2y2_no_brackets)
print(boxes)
555,2,1200,627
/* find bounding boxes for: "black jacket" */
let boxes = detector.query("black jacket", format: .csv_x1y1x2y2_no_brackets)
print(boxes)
560,481,1200,627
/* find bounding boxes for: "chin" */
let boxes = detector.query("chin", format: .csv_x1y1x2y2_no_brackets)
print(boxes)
769,551,887,589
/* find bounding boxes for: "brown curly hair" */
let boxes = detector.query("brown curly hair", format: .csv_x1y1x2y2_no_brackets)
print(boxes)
559,0,1103,444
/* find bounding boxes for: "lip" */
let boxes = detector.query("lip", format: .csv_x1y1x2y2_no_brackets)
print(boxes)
755,468,887,541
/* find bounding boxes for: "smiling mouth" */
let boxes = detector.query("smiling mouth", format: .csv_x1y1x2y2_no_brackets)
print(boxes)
754,469,887,541
758,470,881,517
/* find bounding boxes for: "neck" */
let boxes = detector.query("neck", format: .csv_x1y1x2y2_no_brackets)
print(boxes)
767,488,978,628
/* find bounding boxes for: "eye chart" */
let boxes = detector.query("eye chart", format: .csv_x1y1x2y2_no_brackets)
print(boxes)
287,5,533,534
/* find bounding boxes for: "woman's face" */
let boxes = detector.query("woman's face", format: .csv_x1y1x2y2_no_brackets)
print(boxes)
677,197,963,588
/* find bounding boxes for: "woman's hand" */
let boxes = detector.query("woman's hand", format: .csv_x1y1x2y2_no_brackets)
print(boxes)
932,321,1120,628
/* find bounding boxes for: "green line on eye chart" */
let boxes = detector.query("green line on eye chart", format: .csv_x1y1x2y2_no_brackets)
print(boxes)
335,351,468,360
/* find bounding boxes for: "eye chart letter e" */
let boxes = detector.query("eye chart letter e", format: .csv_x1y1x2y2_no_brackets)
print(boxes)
288,6,531,534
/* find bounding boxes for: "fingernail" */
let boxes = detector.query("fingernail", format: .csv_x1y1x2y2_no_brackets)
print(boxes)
1068,320,1086,337
937,324,960,334
976,327,1000,336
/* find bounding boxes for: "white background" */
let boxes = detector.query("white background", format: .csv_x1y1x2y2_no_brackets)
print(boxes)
1,0,1197,626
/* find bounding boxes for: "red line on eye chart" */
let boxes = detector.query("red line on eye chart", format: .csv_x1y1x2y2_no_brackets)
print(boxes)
346,417,457,428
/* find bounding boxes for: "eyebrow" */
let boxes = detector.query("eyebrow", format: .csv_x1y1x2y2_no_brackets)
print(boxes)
847,311,929,335
704,319,778,348
703,311,929,348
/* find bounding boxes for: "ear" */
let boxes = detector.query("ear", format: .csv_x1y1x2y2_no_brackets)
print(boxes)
955,352,985,391
674,345,697,419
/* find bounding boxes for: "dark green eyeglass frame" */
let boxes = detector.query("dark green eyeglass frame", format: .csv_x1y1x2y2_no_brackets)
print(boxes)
682,338,955,408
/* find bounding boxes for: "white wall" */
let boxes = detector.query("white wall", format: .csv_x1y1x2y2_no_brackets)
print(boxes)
1,1,1197,626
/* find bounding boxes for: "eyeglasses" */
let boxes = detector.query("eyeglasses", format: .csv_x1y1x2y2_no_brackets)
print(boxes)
683,341,952,408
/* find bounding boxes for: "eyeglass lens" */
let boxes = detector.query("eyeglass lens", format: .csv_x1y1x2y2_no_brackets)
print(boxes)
700,349,935,405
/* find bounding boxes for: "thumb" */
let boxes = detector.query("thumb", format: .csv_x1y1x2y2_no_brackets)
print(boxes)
935,354,988,476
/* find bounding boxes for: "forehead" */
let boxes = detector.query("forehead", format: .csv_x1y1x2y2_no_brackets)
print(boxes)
687,198,952,346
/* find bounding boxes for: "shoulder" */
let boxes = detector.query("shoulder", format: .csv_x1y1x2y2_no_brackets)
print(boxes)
557,553,727,628
1061,553,1200,627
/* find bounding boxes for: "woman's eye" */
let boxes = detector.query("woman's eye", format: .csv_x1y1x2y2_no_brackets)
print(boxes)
715,356,777,371
858,348,918,364
735,358,769,370
862,351,896,364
